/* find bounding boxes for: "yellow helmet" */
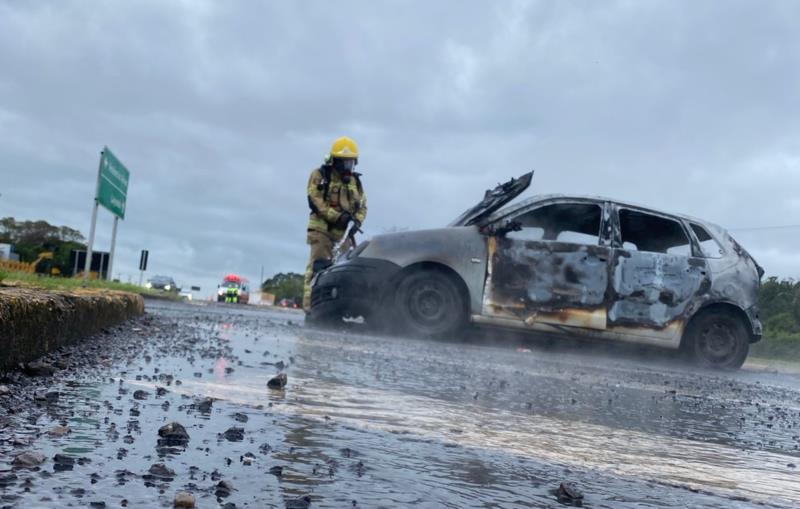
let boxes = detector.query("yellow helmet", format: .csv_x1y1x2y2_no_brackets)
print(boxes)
330,136,359,159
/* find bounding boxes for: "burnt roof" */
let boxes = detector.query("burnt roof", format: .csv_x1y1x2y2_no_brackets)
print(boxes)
491,194,727,234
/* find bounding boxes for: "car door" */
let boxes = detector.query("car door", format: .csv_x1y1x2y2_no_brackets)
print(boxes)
482,200,613,331
607,206,710,337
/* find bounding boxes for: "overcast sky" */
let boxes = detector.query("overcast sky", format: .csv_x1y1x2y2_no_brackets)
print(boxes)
1,1,798,297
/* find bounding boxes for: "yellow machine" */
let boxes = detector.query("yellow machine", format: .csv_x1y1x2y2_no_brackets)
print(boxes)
0,251,53,274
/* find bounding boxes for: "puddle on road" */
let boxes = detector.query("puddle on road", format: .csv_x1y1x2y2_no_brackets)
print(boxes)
170,370,800,507
0,305,798,508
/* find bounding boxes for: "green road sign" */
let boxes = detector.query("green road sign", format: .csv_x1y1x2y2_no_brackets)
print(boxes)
96,147,129,219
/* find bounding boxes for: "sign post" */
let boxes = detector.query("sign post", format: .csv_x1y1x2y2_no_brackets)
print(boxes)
138,249,149,287
83,147,130,283
83,200,99,283
108,216,119,280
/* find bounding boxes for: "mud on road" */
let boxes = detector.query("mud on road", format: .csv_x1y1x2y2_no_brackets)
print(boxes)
1,300,798,508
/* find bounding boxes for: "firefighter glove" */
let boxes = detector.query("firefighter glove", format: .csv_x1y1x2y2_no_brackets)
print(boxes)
337,211,353,227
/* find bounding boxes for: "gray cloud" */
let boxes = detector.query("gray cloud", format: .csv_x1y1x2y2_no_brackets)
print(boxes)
1,0,798,296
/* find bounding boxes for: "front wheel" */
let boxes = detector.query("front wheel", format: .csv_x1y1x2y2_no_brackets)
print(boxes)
685,311,750,369
305,303,343,329
394,270,466,338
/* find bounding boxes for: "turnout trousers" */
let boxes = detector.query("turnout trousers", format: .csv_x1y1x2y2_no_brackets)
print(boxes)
303,230,336,311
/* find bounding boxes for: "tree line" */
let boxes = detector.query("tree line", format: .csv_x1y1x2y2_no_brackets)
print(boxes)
260,272,304,304
758,277,800,346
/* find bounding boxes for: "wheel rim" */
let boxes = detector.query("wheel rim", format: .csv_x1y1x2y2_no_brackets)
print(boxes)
697,320,737,364
407,281,449,326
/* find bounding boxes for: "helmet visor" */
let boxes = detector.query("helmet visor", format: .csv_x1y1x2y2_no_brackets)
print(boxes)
336,158,356,172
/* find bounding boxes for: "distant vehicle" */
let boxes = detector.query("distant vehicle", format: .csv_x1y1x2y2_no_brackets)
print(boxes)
310,172,763,369
145,275,178,292
278,298,299,309
217,274,250,304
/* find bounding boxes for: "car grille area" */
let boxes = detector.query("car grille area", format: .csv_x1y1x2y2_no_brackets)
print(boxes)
311,284,339,307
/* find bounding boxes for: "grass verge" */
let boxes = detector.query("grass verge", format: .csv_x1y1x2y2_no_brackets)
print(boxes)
0,270,182,300
750,332,800,362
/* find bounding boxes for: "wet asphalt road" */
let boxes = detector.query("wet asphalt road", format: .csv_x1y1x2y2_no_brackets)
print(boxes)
1,299,799,508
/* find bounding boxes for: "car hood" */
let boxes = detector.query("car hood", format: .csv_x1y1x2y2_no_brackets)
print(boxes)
448,171,533,227
355,225,486,269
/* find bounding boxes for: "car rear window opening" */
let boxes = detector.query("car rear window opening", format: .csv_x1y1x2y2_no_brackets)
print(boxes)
690,223,725,258
619,209,691,255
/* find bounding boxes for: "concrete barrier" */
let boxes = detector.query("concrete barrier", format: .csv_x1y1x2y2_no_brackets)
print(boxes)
0,287,144,372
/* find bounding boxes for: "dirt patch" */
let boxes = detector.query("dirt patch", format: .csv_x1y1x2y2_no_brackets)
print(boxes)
0,286,144,371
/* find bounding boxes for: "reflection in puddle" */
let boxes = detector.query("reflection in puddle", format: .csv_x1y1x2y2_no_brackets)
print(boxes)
173,373,799,506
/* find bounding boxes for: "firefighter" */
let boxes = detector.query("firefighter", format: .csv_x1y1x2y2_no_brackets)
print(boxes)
225,286,239,303
303,136,367,311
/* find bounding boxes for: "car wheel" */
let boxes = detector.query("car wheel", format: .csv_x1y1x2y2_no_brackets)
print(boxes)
686,311,749,369
395,269,466,338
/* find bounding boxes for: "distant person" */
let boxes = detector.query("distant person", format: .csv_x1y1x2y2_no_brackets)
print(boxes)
302,136,368,311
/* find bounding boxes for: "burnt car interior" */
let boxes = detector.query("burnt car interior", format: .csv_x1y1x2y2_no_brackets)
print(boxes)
506,202,602,245
618,209,691,255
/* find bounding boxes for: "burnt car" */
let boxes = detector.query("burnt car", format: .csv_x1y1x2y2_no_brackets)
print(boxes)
309,172,764,369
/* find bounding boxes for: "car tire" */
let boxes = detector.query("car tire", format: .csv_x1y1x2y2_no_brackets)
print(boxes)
394,269,466,338
685,311,750,370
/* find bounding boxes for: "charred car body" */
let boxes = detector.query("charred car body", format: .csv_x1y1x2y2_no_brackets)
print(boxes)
309,173,763,368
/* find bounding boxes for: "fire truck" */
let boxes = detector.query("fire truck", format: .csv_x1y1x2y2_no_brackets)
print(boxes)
216,274,250,304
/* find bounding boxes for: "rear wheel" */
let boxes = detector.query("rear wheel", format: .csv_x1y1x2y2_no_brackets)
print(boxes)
394,269,466,338
685,311,750,369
